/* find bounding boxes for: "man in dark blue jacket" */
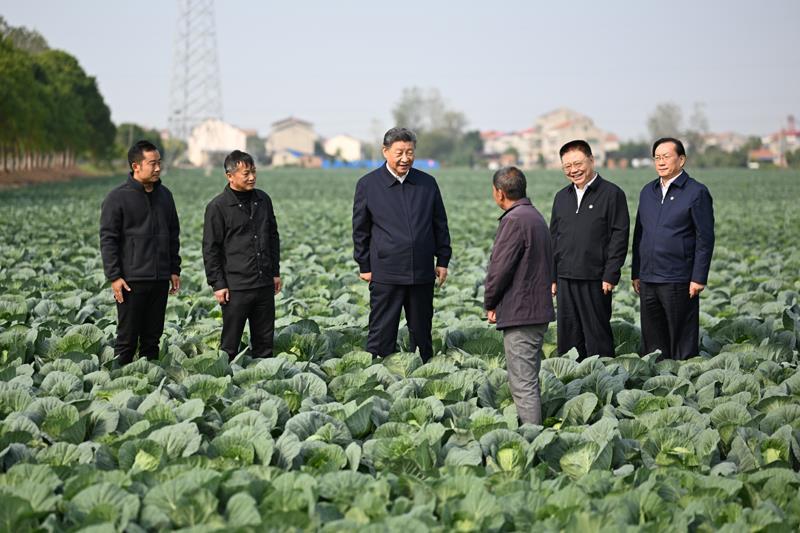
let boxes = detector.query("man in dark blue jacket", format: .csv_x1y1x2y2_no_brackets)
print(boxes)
352,128,451,361
632,137,715,360
100,140,181,366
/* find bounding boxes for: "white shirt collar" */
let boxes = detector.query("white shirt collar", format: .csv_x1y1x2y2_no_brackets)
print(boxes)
574,173,598,209
386,162,409,183
660,170,684,198
574,172,598,194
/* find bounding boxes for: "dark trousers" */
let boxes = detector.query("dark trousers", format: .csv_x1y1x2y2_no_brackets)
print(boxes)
115,280,169,365
639,281,699,360
367,282,434,361
556,278,614,359
221,286,275,359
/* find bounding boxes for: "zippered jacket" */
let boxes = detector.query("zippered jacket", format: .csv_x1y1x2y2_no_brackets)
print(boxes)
203,186,280,291
352,165,451,285
99,174,181,282
549,175,630,285
632,171,715,284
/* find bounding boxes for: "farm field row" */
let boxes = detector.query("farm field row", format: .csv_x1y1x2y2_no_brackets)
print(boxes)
1,167,799,531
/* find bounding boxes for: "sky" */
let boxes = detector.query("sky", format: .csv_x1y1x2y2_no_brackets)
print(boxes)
2,0,799,142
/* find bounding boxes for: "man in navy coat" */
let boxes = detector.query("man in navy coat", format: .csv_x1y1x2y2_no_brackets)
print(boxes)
352,127,451,361
632,137,715,360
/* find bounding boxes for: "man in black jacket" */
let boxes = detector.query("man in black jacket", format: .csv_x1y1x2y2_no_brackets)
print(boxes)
485,166,554,425
100,140,181,366
352,127,451,361
550,140,629,359
203,150,281,360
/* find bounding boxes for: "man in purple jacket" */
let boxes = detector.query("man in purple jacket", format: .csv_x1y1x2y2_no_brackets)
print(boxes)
352,128,451,361
485,167,555,425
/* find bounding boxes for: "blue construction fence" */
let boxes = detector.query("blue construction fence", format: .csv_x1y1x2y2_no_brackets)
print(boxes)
321,159,440,170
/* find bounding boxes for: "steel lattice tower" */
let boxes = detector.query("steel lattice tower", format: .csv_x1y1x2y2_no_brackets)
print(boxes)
167,0,223,140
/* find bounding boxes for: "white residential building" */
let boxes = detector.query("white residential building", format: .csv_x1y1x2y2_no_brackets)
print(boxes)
187,119,247,167
323,134,363,162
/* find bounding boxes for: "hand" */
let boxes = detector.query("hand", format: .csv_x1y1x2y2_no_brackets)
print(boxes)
359,272,372,282
689,281,705,298
214,288,230,305
602,281,615,295
487,309,497,324
170,274,181,295
273,276,282,294
111,278,131,303
435,266,448,287
632,279,641,295
551,282,557,297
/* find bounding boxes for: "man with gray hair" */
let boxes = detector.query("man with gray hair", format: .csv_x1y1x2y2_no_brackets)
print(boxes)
352,127,452,361
484,166,554,425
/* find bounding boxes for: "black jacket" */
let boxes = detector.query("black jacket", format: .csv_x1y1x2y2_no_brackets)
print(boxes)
352,165,451,285
549,175,630,285
632,171,714,284
203,186,280,291
484,198,555,329
99,175,181,282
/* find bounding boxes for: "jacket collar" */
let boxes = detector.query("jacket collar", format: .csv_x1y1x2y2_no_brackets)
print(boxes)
651,170,689,192
223,184,264,205
127,172,161,192
380,164,417,187
566,174,604,195
498,197,532,220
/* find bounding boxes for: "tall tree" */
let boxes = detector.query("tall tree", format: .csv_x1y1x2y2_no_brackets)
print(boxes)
646,102,683,141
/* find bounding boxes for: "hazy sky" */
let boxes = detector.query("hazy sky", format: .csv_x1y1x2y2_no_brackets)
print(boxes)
2,0,798,142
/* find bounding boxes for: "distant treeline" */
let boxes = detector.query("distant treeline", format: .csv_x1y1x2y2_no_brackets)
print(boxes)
0,17,115,172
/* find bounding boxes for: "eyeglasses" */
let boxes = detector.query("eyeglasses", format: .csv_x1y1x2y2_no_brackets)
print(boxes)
562,158,588,171
653,154,675,162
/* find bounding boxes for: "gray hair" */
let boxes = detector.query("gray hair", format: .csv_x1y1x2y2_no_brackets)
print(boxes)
383,127,417,147
492,166,527,200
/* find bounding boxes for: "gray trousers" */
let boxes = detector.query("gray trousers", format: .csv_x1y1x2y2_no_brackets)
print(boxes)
503,323,548,425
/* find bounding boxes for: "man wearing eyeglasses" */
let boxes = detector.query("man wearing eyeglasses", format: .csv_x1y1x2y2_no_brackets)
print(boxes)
549,140,629,360
632,137,715,360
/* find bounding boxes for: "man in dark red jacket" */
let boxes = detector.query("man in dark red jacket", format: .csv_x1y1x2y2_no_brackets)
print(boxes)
352,127,451,361
484,166,554,425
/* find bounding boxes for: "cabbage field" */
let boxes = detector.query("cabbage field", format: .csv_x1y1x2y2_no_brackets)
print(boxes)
1,167,799,531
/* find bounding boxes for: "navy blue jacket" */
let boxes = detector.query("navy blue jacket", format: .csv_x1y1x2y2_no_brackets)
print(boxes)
485,198,555,329
632,171,715,284
352,164,451,285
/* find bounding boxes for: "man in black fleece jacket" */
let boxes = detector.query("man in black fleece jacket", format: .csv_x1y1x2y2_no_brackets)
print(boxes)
99,140,181,366
203,150,281,360
549,140,629,359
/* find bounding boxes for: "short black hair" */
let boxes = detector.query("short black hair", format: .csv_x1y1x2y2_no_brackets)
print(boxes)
383,127,417,148
652,137,686,157
128,140,159,170
559,139,593,159
224,150,255,174
492,166,527,200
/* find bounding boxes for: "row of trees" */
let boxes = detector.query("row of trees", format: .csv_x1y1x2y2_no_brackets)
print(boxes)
391,87,483,167
0,17,115,172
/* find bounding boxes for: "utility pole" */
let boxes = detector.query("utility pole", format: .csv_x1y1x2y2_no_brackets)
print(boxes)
167,0,223,141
